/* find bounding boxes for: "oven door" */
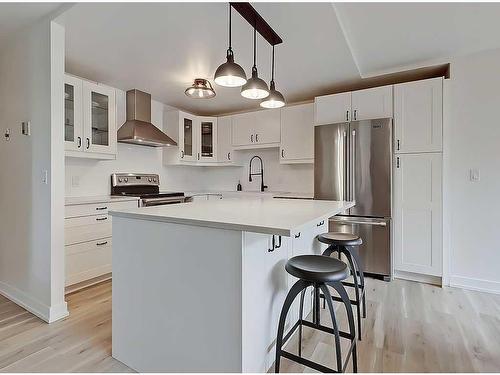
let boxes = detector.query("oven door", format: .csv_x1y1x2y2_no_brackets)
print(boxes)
140,197,185,207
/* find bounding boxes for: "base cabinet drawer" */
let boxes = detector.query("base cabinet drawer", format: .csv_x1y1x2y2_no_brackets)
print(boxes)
65,200,138,218
65,238,112,286
65,214,112,245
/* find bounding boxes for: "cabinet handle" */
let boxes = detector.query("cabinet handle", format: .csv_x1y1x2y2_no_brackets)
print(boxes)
268,235,275,252
96,206,107,211
255,133,259,142
294,232,301,238
96,217,108,221
227,152,231,161
275,235,282,249
346,110,349,122
86,138,90,149
251,134,254,143
397,156,400,169
397,139,400,151
197,152,200,160
353,110,357,120
181,150,184,158
317,220,325,227
77,137,82,148
96,241,108,246
281,149,285,158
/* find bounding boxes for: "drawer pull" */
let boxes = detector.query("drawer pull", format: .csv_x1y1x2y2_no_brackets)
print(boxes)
96,206,107,211
96,217,108,221
96,241,108,246
294,232,301,238
275,235,282,249
317,220,325,227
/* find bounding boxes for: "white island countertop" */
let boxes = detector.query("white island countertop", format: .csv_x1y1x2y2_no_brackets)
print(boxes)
109,198,353,236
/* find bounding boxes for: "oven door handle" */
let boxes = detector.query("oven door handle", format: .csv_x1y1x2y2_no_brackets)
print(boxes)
141,198,185,206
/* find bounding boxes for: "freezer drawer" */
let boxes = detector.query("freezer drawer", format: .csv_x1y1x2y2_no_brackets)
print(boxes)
329,216,391,278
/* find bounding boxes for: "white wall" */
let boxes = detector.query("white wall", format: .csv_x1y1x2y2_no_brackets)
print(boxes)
65,91,313,196
446,48,500,293
0,18,67,322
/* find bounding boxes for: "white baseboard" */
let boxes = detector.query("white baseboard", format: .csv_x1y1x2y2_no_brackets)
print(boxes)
394,270,442,286
449,275,500,295
0,281,68,323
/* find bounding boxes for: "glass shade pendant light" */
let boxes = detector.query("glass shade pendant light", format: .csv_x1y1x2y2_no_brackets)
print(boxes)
241,24,269,100
214,4,247,87
185,78,216,99
261,45,285,108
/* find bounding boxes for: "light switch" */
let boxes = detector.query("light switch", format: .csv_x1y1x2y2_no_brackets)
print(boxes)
469,168,480,182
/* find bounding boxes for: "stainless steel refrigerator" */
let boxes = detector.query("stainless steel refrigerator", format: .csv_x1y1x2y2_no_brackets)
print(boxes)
314,118,392,280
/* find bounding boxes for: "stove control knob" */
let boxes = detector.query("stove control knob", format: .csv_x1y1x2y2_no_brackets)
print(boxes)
148,177,152,182
118,178,123,183
153,178,157,183
124,178,128,182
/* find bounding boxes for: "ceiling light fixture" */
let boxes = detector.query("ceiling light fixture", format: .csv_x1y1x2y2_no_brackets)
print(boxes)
241,23,269,100
185,78,216,99
214,4,247,87
261,45,285,109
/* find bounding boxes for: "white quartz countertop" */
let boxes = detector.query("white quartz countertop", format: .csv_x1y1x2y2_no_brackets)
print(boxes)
109,199,354,236
65,195,140,206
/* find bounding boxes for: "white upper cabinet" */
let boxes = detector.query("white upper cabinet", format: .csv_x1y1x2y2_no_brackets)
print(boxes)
217,115,233,163
280,103,314,164
198,116,217,162
64,75,83,152
394,77,443,153
351,85,393,121
178,111,197,162
314,91,351,125
65,75,117,159
232,109,280,149
83,81,116,156
393,153,442,276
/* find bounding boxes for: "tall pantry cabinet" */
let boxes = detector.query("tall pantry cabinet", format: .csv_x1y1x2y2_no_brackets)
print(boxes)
393,77,443,278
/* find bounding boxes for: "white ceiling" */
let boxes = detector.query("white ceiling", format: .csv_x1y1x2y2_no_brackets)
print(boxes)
0,3,61,48
57,2,500,115
334,2,500,76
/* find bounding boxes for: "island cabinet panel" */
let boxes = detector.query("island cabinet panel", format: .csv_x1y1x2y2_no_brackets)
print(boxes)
242,232,290,373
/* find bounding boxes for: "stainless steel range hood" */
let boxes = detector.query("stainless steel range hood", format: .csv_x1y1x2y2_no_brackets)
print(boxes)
117,89,177,147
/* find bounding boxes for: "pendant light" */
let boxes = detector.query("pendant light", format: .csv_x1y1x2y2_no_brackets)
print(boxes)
261,45,285,108
214,4,247,87
185,78,216,99
241,23,269,100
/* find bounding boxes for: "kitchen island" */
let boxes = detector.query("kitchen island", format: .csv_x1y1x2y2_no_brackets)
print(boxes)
109,198,354,372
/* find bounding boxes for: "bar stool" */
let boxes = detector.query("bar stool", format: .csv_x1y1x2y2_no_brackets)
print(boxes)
317,232,366,340
275,255,357,373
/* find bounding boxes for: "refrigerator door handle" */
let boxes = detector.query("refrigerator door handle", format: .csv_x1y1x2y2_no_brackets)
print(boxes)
351,129,356,202
343,130,348,201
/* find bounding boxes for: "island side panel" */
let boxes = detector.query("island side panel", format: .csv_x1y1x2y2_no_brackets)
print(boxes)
112,217,243,372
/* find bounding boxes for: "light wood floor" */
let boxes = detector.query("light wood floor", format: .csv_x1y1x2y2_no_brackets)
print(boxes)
0,278,499,373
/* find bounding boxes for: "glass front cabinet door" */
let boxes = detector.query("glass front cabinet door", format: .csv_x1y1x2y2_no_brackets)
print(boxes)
82,81,116,156
64,75,83,151
178,112,197,162
198,117,217,162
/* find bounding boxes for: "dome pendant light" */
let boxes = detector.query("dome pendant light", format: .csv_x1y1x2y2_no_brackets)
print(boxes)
241,24,269,100
214,4,247,87
185,78,216,99
261,45,285,108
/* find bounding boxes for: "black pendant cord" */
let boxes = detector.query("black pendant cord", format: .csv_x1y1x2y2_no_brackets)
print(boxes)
271,44,275,84
228,3,232,51
253,23,257,69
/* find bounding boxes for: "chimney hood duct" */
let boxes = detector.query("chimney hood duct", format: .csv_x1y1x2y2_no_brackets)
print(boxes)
117,89,177,147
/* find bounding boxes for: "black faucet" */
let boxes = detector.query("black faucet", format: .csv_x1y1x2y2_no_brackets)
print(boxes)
249,156,268,192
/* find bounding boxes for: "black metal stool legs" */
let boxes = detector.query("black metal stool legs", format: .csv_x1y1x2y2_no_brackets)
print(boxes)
319,284,343,372
348,245,366,319
275,279,311,373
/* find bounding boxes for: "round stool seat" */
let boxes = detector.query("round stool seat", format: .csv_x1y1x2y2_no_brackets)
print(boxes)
318,232,363,246
285,255,349,283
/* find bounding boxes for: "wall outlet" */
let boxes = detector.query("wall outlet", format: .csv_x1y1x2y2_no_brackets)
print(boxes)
71,175,80,188
42,170,48,184
4,128,10,141
469,168,480,182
